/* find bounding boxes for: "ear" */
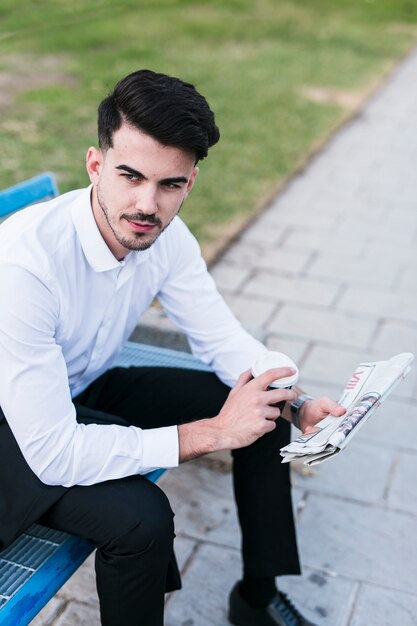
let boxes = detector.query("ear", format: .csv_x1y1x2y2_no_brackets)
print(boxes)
185,166,199,196
86,147,104,184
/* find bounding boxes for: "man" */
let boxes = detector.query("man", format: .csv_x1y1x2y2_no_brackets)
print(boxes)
0,70,344,626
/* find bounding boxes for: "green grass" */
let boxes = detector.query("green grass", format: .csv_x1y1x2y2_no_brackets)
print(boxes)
1,0,416,254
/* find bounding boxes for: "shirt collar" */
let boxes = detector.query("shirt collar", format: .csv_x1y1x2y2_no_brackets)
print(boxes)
71,186,151,272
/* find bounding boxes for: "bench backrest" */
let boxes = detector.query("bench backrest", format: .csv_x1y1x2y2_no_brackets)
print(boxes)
0,172,59,219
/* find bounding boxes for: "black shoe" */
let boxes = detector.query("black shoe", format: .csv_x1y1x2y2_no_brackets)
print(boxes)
228,582,319,626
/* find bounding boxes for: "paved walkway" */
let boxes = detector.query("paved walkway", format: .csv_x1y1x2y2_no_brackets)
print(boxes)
33,46,417,626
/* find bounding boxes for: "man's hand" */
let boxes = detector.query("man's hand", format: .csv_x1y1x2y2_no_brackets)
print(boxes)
298,397,346,434
213,367,297,448
178,367,297,462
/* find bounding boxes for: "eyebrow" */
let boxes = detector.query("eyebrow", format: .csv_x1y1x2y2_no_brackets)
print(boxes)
115,164,188,185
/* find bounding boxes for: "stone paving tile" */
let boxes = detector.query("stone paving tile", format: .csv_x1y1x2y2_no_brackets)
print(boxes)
373,320,417,355
259,185,328,216
222,293,276,331
377,207,417,233
386,450,417,516
363,240,417,265
332,219,417,246
308,252,399,288
268,305,376,349
336,208,417,240
301,344,378,387
160,462,240,549
239,220,288,245
292,485,308,517
338,285,417,325
249,247,312,274
165,544,239,626
398,266,417,292
54,602,101,626
291,440,393,505
356,397,417,452
277,570,358,626
221,243,309,274
297,494,417,594
283,229,367,256
265,335,310,366
349,584,417,626
241,271,339,306
172,535,198,572
260,205,340,230
208,265,252,294
296,378,344,404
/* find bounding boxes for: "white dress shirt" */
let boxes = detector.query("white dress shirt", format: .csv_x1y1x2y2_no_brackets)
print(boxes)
0,186,266,487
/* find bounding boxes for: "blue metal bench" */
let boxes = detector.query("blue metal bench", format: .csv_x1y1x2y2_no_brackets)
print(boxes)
0,172,59,218
0,174,210,624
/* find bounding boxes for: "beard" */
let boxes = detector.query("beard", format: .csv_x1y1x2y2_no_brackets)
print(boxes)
96,186,169,252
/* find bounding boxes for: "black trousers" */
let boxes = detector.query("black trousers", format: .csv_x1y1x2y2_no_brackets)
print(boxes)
0,366,300,626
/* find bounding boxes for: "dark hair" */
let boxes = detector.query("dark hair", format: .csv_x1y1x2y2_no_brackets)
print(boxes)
97,69,220,161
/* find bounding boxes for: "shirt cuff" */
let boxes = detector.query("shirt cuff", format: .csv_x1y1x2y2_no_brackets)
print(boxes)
140,425,179,472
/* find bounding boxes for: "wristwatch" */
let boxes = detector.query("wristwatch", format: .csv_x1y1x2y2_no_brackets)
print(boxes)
290,394,314,430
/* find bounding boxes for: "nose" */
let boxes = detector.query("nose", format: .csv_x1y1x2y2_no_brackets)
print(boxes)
134,184,158,215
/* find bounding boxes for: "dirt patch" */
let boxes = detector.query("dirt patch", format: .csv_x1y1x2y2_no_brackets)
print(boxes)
387,22,417,36
0,53,77,109
300,85,365,110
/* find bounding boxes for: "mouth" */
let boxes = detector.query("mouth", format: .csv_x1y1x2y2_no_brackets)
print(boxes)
125,219,159,233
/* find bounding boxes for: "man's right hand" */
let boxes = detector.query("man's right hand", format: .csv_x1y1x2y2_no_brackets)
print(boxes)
178,367,297,462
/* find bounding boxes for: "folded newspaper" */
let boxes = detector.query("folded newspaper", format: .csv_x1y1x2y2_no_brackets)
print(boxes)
280,352,414,466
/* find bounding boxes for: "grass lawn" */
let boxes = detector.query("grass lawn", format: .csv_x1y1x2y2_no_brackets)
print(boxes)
1,0,416,258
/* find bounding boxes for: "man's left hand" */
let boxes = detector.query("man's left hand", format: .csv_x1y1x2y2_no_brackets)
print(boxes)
298,397,346,434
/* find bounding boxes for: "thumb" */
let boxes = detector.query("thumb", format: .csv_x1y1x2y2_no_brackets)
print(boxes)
327,400,346,416
316,396,346,416
330,402,346,417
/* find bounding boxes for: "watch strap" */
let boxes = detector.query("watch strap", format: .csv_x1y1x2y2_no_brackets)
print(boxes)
290,394,313,430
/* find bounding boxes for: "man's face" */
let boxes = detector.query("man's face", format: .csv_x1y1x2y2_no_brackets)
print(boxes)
87,123,198,260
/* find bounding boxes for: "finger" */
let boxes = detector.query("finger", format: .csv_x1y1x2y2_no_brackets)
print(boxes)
263,387,297,406
233,369,253,390
255,367,297,390
263,419,277,433
264,405,281,420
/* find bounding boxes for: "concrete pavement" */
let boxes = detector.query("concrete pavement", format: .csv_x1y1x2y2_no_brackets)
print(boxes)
32,45,417,626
